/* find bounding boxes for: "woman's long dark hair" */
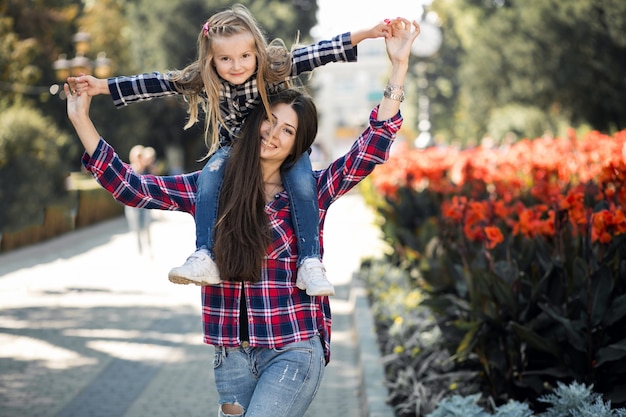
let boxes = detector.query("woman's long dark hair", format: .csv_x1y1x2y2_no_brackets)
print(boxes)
214,89,318,282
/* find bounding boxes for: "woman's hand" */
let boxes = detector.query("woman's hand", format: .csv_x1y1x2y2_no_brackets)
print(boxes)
65,82,100,156
376,17,421,121
65,82,92,124
385,18,420,67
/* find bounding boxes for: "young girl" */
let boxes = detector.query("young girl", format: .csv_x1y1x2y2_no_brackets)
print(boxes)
70,4,391,296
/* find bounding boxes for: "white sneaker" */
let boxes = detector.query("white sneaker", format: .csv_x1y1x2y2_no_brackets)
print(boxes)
168,249,221,286
296,258,335,296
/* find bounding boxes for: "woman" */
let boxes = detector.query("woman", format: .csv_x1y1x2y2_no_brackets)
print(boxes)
66,17,419,417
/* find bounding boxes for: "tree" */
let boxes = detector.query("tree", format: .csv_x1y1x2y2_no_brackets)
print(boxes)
430,0,626,143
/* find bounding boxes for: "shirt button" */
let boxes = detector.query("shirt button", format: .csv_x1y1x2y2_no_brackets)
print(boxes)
241,341,250,348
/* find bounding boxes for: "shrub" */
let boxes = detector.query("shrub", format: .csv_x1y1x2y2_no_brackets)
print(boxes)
0,105,78,233
358,258,480,416
425,382,626,417
364,129,626,408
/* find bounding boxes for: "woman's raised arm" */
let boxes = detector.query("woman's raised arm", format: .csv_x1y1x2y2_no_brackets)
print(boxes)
65,83,101,156
377,18,420,121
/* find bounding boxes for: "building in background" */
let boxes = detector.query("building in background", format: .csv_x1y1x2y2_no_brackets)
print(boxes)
311,39,413,165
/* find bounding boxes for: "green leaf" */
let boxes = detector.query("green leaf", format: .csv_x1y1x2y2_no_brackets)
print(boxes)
571,257,588,289
510,322,560,359
603,293,626,327
589,265,613,327
455,321,480,359
489,271,517,316
594,337,626,367
493,260,519,285
539,303,587,352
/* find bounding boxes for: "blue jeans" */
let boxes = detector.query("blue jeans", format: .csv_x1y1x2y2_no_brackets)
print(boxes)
213,337,325,417
195,147,320,266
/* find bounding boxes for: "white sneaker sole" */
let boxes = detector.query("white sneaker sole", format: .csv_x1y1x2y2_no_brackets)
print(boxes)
305,285,335,297
168,272,220,286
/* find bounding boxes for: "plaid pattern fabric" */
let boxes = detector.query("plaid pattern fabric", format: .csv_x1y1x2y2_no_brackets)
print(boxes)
81,106,402,363
108,32,357,146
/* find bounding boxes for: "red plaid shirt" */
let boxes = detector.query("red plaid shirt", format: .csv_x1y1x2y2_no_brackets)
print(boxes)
82,106,402,363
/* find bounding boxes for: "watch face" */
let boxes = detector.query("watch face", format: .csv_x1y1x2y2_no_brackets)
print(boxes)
411,19,442,58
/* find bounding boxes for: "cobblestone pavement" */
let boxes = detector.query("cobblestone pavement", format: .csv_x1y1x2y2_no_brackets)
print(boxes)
0,193,389,417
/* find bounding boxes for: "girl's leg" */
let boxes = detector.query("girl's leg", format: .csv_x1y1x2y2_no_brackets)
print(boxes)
282,152,319,264
168,147,229,286
282,153,334,296
195,147,229,252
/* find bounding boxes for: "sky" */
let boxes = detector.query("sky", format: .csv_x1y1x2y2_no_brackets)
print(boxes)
311,0,429,39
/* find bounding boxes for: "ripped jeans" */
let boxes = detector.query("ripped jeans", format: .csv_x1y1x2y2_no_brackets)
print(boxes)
213,337,325,417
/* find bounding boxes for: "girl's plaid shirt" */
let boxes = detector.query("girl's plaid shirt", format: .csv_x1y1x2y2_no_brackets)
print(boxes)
81,106,402,364
107,32,357,146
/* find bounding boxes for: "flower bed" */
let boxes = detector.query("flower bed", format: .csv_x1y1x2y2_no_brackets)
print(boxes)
360,128,626,415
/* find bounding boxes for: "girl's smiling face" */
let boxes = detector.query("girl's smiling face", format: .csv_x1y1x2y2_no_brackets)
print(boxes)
211,32,257,85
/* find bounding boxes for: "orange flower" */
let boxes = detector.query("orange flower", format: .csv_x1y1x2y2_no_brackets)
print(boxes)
484,226,504,249
614,209,626,234
442,196,467,223
592,210,613,243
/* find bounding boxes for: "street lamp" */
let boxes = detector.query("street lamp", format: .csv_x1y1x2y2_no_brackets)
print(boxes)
411,11,443,148
51,30,113,98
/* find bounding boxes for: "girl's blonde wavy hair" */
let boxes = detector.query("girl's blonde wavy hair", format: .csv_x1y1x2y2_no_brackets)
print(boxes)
168,4,292,157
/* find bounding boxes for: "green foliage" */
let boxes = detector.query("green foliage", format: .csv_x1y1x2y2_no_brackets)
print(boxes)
425,382,626,417
363,127,626,411
426,393,492,417
407,197,626,407
0,0,319,241
123,0,316,73
538,381,626,417
430,0,626,142
0,105,78,233
0,15,43,109
359,258,481,416
486,104,562,142
110,0,318,169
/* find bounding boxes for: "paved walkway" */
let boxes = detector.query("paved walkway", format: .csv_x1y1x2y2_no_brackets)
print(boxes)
0,193,392,417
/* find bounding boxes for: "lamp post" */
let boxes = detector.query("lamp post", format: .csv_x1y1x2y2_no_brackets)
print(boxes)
51,30,113,98
411,12,442,148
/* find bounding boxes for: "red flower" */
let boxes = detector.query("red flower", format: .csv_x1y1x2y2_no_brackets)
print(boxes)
484,226,504,249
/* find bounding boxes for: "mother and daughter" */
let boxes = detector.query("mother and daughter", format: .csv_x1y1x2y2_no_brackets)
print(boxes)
71,4,394,297
67,4,419,416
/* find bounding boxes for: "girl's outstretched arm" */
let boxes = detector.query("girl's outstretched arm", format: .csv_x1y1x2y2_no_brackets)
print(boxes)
68,75,110,97
350,21,393,45
65,83,101,156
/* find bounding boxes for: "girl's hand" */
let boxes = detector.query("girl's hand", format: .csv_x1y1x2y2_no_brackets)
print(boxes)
67,74,110,96
367,21,394,39
350,20,395,46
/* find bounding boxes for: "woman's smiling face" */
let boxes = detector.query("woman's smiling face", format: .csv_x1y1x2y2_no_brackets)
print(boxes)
259,103,298,163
